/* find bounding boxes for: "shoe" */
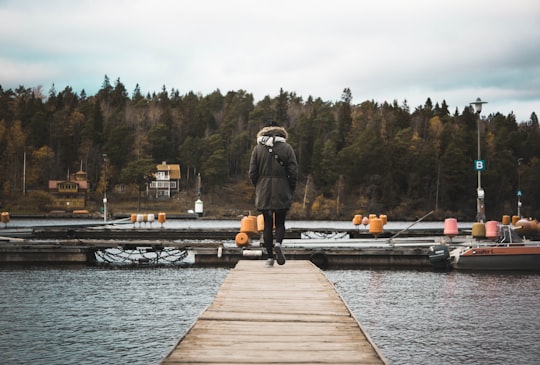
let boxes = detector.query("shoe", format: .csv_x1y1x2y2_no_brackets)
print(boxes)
265,258,274,267
274,243,286,265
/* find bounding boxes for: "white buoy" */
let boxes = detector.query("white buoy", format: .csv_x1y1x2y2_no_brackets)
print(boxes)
195,199,203,217
147,213,155,227
136,214,144,228
242,250,263,257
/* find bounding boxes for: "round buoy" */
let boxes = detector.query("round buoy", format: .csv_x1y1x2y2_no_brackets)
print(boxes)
147,213,155,224
158,212,166,224
256,214,265,232
514,219,531,237
1,212,10,224
369,214,377,221
362,217,369,226
130,214,137,223
235,232,249,246
352,214,362,226
369,218,383,237
529,219,538,234
501,215,511,225
443,218,458,237
512,215,520,226
471,222,486,238
485,221,500,239
379,214,387,226
136,214,144,223
240,216,258,235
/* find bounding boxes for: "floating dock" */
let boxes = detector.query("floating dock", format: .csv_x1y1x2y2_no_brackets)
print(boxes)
0,235,442,268
160,260,387,364
0,223,472,267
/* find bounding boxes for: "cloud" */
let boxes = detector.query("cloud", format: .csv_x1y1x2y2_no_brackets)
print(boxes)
0,0,539,122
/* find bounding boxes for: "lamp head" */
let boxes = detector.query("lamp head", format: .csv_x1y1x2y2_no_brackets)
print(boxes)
470,97,487,114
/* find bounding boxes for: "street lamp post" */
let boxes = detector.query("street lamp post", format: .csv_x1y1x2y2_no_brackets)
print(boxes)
470,97,487,222
103,154,108,222
517,158,523,218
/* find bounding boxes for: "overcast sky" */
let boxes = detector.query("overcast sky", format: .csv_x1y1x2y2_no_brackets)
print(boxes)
1,0,539,122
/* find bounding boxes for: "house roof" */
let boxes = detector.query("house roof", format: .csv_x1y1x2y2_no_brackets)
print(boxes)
48,180,88,189
156,162,181,179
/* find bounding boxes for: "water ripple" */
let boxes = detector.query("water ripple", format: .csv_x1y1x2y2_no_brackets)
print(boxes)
326,269,540,365
0,266,228,364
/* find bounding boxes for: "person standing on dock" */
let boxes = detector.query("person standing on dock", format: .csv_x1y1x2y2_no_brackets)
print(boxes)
249,120,298,267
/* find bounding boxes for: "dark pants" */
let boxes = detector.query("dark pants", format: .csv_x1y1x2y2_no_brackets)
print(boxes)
262,209,287,259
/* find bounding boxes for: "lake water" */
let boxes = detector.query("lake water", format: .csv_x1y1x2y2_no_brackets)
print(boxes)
1,219,539,364
1,265,538,365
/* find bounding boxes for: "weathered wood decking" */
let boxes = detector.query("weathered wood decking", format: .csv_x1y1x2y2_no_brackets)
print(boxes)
161,260,387,364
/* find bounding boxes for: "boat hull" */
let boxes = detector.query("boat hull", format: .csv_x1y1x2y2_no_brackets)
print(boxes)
451,246,540,271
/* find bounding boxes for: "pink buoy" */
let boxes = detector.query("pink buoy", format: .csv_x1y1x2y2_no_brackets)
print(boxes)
443,218,458,237
485,220,500,239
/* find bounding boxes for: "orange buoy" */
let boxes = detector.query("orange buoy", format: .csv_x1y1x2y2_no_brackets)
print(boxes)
352,214,362,226
130,214,137,223
240,216,258,235
379,214,387,226
369,218,383,237
485,221,500,239
369,214,377,221
443,218,458,237
158,212,166,224
235,232,249,246
257,214,265,232
1,212,9,224
511,215,520,226
471,222,486,239
502,215,511,225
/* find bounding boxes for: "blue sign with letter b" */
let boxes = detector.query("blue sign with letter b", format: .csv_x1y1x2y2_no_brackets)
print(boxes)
474,160,485,171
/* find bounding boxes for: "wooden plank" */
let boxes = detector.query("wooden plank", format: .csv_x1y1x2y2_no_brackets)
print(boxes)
160,260,387,364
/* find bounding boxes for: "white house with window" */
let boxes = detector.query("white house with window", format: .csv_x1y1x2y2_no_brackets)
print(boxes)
148,161,181,198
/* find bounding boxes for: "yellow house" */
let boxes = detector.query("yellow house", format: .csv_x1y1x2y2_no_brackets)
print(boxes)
149,161,181,198
48,170,88,210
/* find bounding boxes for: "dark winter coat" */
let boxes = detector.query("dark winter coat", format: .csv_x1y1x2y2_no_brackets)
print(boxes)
249,126,298,211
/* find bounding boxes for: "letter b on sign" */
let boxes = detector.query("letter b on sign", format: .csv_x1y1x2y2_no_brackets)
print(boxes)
474,160,485,171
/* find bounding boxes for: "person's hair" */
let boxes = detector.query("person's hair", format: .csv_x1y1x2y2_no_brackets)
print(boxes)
264,120,279,127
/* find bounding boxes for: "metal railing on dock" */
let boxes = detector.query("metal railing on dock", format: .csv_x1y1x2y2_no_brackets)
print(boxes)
160,260,387,364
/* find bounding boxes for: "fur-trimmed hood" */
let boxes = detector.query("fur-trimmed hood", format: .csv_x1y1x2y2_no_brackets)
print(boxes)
256,126,288,139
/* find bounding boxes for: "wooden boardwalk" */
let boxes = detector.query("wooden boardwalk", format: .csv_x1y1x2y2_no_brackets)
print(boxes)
161,260,387,364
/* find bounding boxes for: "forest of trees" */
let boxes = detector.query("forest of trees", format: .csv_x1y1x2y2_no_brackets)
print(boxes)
1,75,539,220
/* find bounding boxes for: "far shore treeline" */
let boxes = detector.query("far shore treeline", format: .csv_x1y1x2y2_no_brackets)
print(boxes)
1,76,539,220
